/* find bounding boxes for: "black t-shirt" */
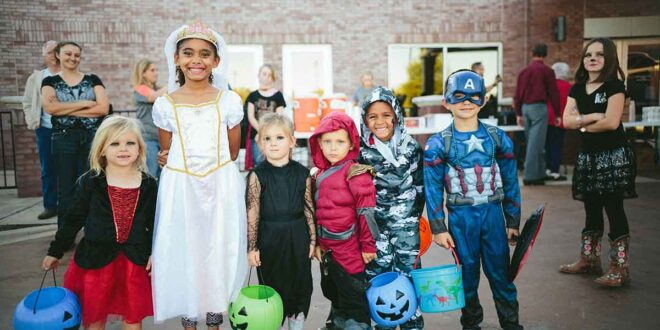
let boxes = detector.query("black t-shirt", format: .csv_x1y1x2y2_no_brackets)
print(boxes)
569,79,627,152
245,90,286,138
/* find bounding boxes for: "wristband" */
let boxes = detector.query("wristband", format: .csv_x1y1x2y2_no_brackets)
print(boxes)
576,114,585,132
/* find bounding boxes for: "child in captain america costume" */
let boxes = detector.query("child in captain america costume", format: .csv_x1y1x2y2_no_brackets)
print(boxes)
424,69,523,330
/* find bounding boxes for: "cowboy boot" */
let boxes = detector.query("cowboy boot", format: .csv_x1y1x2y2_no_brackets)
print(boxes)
595,235,630,287
559,230,603,274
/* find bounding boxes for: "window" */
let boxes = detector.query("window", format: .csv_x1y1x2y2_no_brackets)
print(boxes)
388,43,502,108
445,46,501,94
226,45,263,91
616,38,660,115
282,45,333,97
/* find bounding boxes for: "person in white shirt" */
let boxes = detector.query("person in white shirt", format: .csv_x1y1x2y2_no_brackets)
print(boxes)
22,40,60,220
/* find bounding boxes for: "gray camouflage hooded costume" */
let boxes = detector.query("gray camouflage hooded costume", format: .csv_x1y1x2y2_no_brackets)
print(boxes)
358,86,425,329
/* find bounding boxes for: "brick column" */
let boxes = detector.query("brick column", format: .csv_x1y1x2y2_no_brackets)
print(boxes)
14,113,41,197
1,97,41,197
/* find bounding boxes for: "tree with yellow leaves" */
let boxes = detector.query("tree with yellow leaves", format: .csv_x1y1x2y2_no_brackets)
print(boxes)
394,50,443,109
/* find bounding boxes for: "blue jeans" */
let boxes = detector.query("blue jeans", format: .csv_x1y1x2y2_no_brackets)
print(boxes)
35,127,57,210
522,103,548,181
145,139,161,178
251,137,264,166
52,127,96,227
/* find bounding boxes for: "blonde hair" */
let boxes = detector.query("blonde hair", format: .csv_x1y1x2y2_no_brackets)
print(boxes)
259,64,277,82
257,113,295,155
132,58,156,88
89,116,148,175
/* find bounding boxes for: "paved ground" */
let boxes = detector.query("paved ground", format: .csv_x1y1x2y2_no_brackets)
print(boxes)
2,171,660,329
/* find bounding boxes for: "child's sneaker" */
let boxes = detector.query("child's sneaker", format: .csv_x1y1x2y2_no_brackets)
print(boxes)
288,313,305,330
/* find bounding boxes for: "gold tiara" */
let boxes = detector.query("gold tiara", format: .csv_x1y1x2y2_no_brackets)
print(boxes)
176,20,218,49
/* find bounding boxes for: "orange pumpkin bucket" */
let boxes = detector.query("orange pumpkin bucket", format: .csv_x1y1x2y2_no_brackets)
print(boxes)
419,216,432,256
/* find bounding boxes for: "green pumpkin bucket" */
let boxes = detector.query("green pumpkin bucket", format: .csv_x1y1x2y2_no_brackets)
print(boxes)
229,268,283,330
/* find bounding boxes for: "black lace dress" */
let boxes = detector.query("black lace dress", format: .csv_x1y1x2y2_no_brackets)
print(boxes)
246,160,315,318
569,80,637,201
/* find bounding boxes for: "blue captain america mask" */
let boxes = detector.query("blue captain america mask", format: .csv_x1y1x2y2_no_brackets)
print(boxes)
444,70,486,106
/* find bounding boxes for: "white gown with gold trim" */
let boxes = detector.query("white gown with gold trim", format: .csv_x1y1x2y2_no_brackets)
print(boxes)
151,90,247,322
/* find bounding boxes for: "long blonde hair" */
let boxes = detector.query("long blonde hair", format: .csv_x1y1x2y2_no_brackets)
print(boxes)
89,116,148,175
132,58,156,88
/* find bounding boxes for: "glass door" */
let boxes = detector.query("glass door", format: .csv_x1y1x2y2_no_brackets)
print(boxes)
619,38,660,117
618,38,660,164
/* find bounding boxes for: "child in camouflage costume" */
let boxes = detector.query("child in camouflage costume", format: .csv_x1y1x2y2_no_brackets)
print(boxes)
358,86,425,329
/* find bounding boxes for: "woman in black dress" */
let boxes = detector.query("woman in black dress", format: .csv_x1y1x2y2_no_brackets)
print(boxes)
245,113,315,329
559,38,636,287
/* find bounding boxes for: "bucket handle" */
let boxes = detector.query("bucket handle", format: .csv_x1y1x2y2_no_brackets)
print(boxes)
248,266,271,302
413,246,461,271
32,268,57,314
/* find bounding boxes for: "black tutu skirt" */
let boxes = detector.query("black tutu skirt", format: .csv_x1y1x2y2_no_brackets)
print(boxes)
572,145,637,201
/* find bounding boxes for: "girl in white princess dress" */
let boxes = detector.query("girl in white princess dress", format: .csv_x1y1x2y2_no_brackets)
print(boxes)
150,21,248,329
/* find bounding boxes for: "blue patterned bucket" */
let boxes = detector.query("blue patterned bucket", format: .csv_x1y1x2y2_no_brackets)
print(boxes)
410,247,465,313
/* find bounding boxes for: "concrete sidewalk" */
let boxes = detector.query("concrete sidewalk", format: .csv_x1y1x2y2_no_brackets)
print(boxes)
2,174,660,329
0,189,57,247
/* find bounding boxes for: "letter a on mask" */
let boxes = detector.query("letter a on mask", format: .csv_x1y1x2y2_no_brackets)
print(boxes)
464,79,475,90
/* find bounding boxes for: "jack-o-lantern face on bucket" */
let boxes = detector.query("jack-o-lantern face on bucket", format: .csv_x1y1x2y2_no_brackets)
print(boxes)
228,285,284,330
366,272,418,327
229,304,248,330
375,289,410,321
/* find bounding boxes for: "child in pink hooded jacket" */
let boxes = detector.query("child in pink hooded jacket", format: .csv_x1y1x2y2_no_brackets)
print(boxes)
310,112,378,330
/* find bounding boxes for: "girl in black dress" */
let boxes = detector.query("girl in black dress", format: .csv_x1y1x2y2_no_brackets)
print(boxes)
245,113,316,329
559,38,636,287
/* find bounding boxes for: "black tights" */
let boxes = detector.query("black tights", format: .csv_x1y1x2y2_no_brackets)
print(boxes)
584,194,629,240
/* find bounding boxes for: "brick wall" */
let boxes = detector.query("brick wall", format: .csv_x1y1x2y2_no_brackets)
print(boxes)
0,106,41,197
13,116,41,197
1,0,658,110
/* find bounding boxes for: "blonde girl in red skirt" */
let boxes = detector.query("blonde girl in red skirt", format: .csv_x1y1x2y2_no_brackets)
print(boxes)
42,116,157,329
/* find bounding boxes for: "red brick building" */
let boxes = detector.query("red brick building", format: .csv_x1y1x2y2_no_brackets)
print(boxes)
2,0,659,109
1,0,658,196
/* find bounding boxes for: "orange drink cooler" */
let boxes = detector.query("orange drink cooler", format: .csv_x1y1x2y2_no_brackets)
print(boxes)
293,96,321,132
321,93,348,118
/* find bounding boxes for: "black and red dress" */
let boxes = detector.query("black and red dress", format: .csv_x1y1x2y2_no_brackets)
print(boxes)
47,171,157,326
